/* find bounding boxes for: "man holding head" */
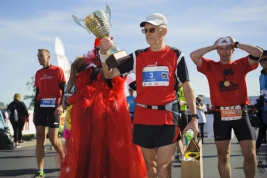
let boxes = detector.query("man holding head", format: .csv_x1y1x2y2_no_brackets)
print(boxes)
190,37,262,178
33,49,66,178
99,13,198,178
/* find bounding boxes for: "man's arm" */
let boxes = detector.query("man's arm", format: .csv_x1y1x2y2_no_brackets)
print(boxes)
182,81,199,136
99,37,121,79
54,82,66,117
33,87,39,124
100,57,121,79
227,36,262,66
190,39,219,68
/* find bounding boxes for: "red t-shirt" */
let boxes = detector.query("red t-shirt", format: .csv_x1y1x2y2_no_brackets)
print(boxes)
35,65,66,104
120,46,189,125
197,56,258,106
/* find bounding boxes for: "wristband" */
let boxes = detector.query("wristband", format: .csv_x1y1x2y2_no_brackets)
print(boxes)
234,41,239,48
98,50,108,63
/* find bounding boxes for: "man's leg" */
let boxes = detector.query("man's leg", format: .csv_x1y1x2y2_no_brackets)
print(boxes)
141,147,157,178
35,126,46,170
239,140,256,178
48,128,65,159
215,140,231,178
157,142,177,178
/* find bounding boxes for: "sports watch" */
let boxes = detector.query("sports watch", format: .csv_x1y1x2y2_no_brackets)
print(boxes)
191,114,199,119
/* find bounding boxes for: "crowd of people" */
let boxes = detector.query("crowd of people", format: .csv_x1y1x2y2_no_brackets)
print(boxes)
4,11,266,178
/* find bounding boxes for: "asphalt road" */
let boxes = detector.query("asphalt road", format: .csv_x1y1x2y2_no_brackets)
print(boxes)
0,137,267,178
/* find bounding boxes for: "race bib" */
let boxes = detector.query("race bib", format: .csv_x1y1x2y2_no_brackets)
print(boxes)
142,66,169,87
220,105,242,121
40,98,56,107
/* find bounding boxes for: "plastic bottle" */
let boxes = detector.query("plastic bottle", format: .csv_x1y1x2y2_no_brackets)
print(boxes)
14,109,18,122
185,129,194,141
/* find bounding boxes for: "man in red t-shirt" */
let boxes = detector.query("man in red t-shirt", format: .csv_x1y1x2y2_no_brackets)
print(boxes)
190,36,262,178
99,13,199,177
33,49,66,178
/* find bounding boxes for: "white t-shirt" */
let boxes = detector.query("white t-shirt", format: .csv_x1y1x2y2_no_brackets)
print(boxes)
197,104,207,124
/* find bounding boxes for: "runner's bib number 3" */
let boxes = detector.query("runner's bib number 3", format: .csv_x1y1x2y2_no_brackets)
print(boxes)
40,98,56,107
142,66,169,86
220,105,242,121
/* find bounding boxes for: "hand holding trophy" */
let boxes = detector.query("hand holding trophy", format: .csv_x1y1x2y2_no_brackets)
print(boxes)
72,5,130,69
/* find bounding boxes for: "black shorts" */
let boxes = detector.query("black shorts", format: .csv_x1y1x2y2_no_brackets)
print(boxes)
213,106,255,141
177,111,188,140
34,101,59,128
133,124,180,149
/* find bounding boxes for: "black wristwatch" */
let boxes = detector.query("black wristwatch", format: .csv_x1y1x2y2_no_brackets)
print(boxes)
191,114,199,119
234,41,239,48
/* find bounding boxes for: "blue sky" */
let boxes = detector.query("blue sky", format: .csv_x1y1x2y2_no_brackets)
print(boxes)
0,0,267,108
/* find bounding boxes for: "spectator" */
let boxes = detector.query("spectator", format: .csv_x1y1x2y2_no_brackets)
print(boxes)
7,93,28,148
126,88,137,122
196,97,207,144
256,49,267,151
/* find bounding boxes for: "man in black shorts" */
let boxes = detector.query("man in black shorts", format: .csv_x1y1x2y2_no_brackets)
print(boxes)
33,49,66,178
99,13,198,177
190,36,262,178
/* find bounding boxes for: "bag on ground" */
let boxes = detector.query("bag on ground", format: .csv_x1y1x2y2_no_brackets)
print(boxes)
181,138,203,178
0,127,14,150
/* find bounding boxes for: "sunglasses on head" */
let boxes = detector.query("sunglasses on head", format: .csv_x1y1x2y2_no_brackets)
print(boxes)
260,58,267,62
141,27,161,34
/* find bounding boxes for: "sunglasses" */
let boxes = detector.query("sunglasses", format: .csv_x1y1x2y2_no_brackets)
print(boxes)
260,58,267,62
141,27,162,34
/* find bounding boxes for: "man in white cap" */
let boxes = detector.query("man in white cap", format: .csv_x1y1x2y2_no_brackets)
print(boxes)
99,13,199,177
190,37,262,178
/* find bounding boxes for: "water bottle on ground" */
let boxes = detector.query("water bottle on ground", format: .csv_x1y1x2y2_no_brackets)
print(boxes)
185,129,194,141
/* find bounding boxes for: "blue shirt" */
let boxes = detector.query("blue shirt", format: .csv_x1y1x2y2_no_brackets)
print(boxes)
126,96,136,112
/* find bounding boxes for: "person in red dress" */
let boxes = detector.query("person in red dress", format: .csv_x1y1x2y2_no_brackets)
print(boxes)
59,39,147,178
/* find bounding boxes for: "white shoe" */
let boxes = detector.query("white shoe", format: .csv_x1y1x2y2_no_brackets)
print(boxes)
15,145,22,148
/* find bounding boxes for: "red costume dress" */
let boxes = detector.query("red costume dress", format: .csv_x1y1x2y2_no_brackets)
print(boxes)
60,65,147,178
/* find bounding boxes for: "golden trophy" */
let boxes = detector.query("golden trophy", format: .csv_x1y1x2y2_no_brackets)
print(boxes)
72,5,129,69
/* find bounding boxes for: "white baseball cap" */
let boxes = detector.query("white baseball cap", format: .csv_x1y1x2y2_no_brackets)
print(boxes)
140,13,167,28
218,37,231,46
